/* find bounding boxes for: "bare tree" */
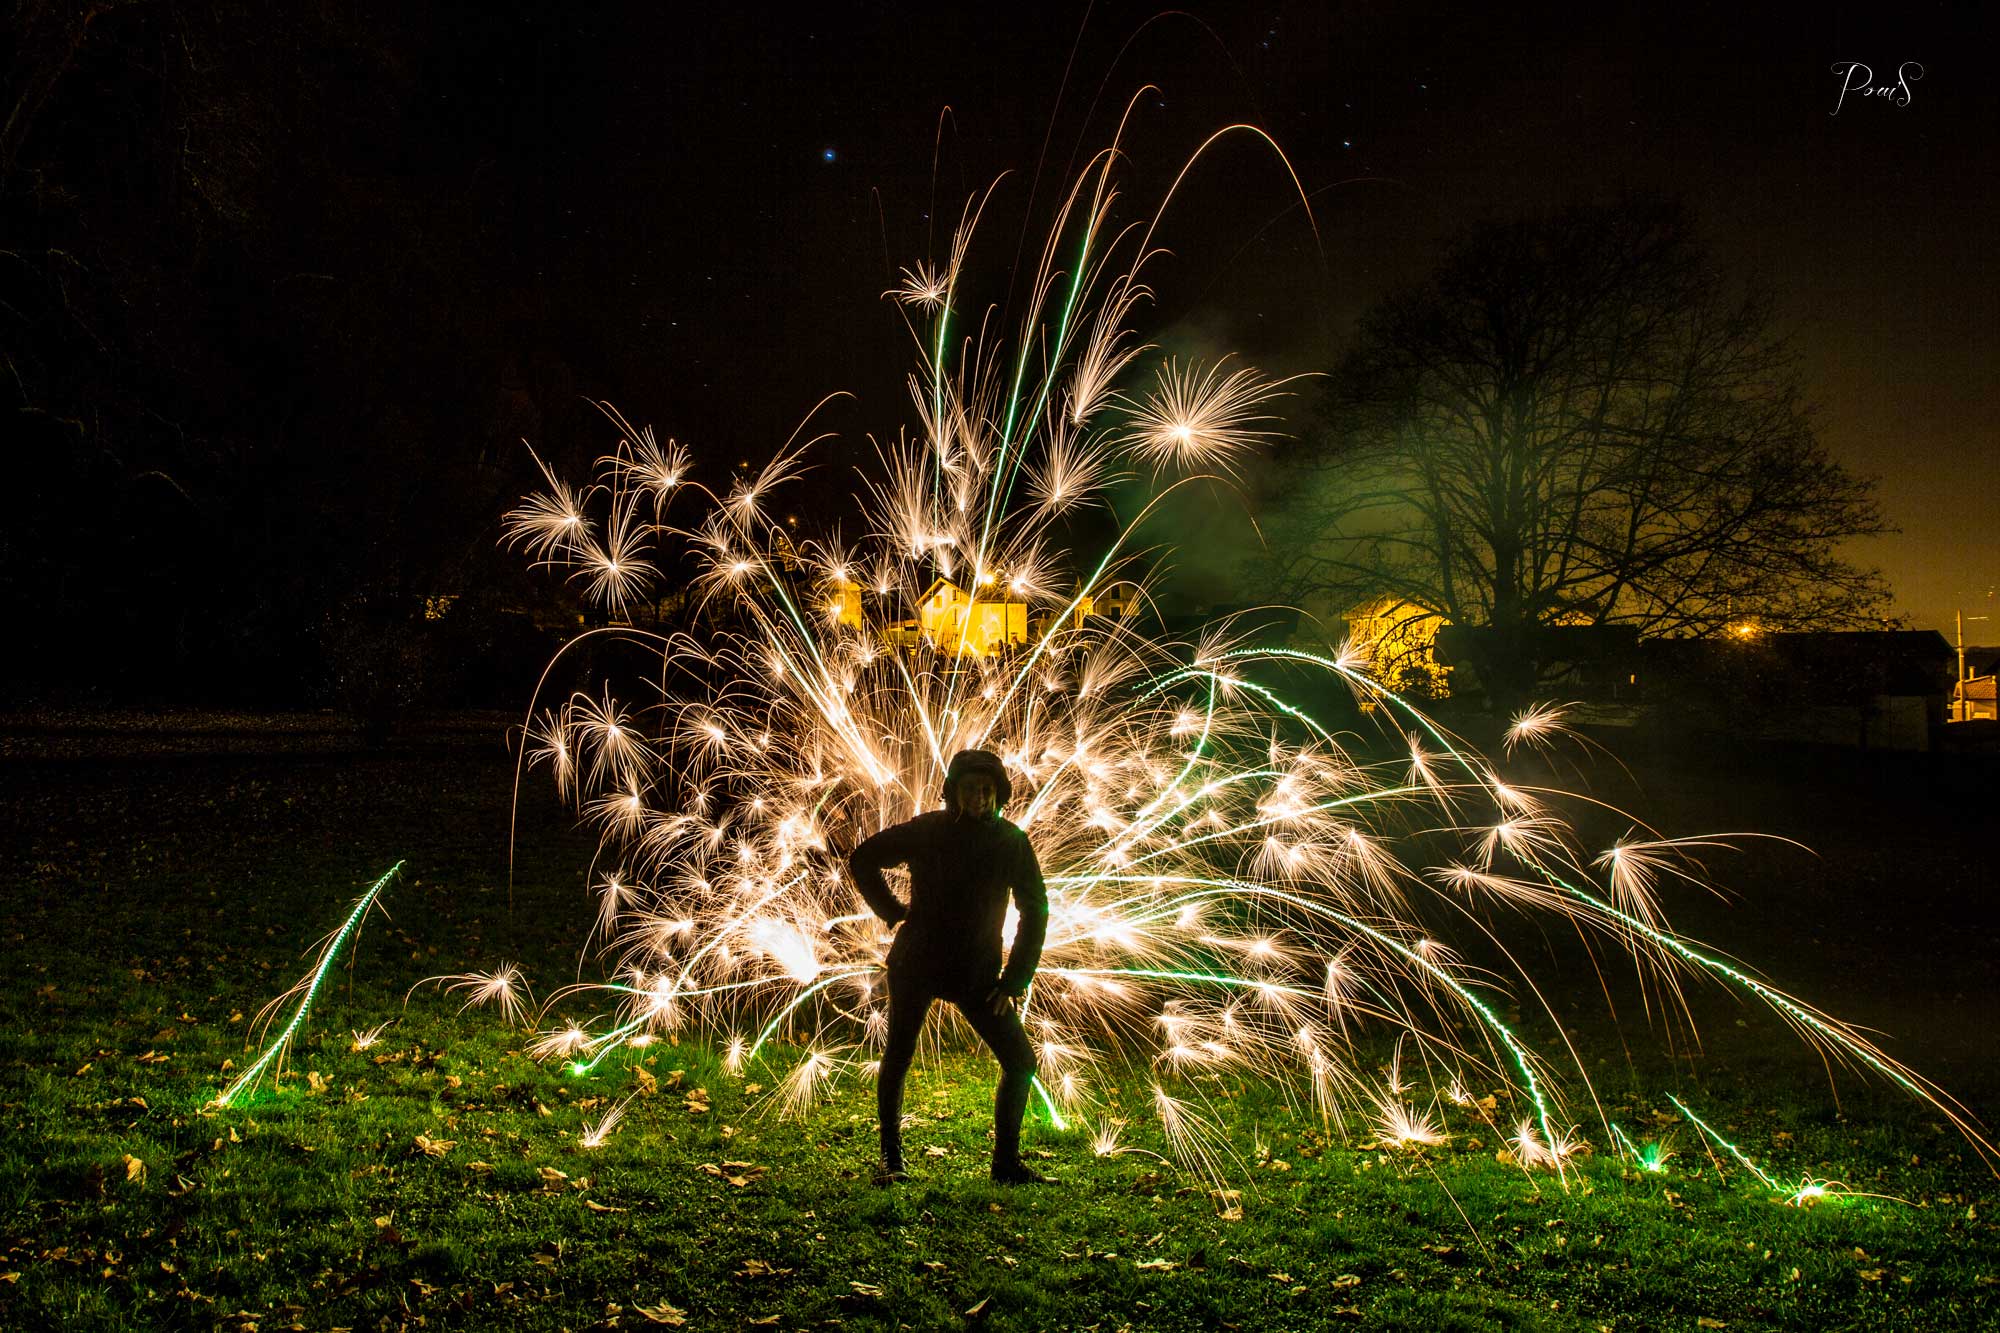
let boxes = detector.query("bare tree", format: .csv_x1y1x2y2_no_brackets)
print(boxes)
1265,199,1891,710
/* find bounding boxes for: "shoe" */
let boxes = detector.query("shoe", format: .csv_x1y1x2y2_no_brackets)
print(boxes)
873,1162,910,1186
990,1161,1053,1185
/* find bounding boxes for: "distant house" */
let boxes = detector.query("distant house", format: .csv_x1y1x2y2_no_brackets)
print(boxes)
1640,629,1954,750
913,578,1028,656
1432,622,1643,705
824,574,865,631
1343,596,1451,698
1953,647,1998,722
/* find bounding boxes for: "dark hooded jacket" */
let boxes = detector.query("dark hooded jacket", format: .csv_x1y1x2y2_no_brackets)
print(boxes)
848,750,1049,996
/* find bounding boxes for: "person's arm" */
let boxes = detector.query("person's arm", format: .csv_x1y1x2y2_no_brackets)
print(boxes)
848,819,920,925
995,831,1049,997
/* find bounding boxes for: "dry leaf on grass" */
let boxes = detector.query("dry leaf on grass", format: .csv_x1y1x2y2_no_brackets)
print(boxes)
734,1259,791,1279
633,1300,688,1325
413,1135,455,1158
122,1155,146,1185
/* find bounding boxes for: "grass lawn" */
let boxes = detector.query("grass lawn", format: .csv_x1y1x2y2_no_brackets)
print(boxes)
1,715,1995,1331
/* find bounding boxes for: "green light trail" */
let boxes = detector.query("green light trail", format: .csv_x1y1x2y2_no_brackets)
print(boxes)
215,860,403,1108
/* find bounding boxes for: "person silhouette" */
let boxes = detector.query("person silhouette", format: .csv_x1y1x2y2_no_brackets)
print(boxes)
848,748,1051,1184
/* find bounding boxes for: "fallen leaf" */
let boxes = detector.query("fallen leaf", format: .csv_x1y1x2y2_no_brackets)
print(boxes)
122,1155,147,1185
1135,1259,1177,1272
413,1135,455,1158
538,1167,569,1186
466,1161,493,1176
1269,1272,1294,1283
849,1281,885,1298
1858,1269,1886,1282
735,1259,791,1279
634,1300,688,1325
306,1071,331,1094
924,1145,950,1157
584,1199,627,1213
964,1297,991,1318
1697,1320,1726,1330
634,1067,657,1095
1330,1273,1362,1288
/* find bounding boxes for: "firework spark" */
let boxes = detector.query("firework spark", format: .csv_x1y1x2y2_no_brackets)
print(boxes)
487,130,1993,1192
216,861,402,1108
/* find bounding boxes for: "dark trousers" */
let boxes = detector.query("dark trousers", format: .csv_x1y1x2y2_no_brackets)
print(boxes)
877,965,1038,1171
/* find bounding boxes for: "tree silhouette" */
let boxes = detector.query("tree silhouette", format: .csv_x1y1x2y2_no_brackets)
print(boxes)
1265,199,1890,711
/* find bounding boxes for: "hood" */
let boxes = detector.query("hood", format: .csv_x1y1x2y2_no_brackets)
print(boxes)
942,748,1013,814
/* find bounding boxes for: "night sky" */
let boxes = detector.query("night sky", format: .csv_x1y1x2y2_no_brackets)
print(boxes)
495,2,1998,635
8,0,1995,699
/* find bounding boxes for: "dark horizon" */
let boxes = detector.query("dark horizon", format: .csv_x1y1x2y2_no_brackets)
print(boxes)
5,1,1994,707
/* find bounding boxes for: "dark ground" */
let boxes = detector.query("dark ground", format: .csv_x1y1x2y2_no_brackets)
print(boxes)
0,711,1994,1331
3,708,1993,1100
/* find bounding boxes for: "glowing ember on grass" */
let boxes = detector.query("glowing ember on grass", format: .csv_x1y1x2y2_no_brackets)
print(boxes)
478,121,1993,1192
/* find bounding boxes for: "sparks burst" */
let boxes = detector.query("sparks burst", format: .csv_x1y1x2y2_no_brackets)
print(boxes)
490,128,1991,1188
